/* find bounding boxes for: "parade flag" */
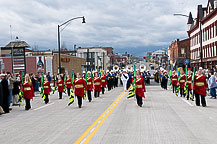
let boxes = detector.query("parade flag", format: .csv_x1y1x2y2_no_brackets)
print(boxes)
176,69,181,96
190,67,195,99
52,72,57,94
128,64,136,98
18,72,24,106
170,70,172,88
84,73,87,99
68,72,75,106
184,65,188,96
40,72,46,100
64,73,67,94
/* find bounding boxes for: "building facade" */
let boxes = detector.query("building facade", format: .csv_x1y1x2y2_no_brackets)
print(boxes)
76,47,108,71
188,0,217,70
169,38,190,69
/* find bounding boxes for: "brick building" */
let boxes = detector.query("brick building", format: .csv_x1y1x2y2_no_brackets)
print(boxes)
169,38,190,68
187,0,217,70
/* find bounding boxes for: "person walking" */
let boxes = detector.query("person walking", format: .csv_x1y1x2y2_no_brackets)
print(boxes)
171,70,178,93
121,70,129,91
135,70,146,107
66,75,72,96
101,72,107,94
208,71,217,99
86,71,93,102
186,69,193,100
74,73,86,108
22,74,34,110
43,77,51,104
57,75,64,99
8,73,17,109
179,70,186,97
194,67,208,107
94,72,101,98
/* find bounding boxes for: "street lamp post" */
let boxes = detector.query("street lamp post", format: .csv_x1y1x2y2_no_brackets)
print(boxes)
57,16,85,74
173,13,203,68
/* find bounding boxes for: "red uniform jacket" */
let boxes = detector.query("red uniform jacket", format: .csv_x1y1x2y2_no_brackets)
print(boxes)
43,81,51,95
101,76,107,88
179,75,186,89
94,77,101,92
172,74,178,86
66,78,72,89
135,77,146,98
57,80,64,92
186,75,192,90
87,77,93,91
74,78,86,97
194,75,207,96
22,81,34,99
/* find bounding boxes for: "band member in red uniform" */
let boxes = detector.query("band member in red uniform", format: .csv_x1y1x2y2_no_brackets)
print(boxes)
43,77,51,104
22,74,34,110
74,73,86,108
94,72,101,98
179,70,186,97
101,72,107,94
57,75,64,99
86,71,93,102
194,67,207,107
171,70,178,93
186,69,192,100
66,75,72,96
135,70,146,107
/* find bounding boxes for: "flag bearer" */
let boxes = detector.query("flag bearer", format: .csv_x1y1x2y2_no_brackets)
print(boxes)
179,70,186,97
194,67,207,107
43,77,51,104
94,71,101,98
74,73,86,108
66,75,72,96
86,71,93,102
172,70,178,93
101,71,107,94
22,74,34,110
135,70,146,107
57,75,64,99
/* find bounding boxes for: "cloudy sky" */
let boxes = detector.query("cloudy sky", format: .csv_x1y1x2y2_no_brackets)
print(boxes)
0,0,207,56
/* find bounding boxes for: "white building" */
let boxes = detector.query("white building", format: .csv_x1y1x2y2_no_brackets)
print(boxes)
76,47,108,71
188,0,217,69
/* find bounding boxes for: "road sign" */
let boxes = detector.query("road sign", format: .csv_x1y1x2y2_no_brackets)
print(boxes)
184,59,189,64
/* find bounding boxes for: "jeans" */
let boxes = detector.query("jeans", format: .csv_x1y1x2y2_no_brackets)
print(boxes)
8,89,13,107
210,88,216,98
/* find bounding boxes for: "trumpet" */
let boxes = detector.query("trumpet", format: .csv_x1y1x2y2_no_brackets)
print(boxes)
127,65,133,72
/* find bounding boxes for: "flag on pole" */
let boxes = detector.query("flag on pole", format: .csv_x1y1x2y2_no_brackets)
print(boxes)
40,72,46,100
190,67,195,100
128,64,136,98
53,72,57,94
64,73,67,94
184,65,188,96
18,72,24,106
176,68,181,96
68,72,75,106
170,70,172,88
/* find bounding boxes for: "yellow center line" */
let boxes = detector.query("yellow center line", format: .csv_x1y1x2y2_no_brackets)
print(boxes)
82,90,128,144
74,89,128,144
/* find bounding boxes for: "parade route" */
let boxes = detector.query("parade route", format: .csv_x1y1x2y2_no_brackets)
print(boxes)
1,82,217,144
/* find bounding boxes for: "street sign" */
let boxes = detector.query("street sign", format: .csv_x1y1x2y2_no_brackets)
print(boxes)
184,59,189,64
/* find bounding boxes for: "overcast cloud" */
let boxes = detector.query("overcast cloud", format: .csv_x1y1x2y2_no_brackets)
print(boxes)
0,0,207,56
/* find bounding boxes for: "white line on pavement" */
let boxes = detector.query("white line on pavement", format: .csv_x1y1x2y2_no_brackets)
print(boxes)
181,98,194,106
33,102,54,111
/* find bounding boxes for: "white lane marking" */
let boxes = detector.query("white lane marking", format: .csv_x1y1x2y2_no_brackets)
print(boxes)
33,102,54,111
181,98,194,106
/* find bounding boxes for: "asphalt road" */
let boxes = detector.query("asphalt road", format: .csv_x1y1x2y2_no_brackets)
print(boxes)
1,81,217,144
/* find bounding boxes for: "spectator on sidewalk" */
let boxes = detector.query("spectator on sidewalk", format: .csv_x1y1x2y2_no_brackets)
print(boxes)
8,73,17,109
12,76,20,106
1,74,9,113
208,72,217,99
